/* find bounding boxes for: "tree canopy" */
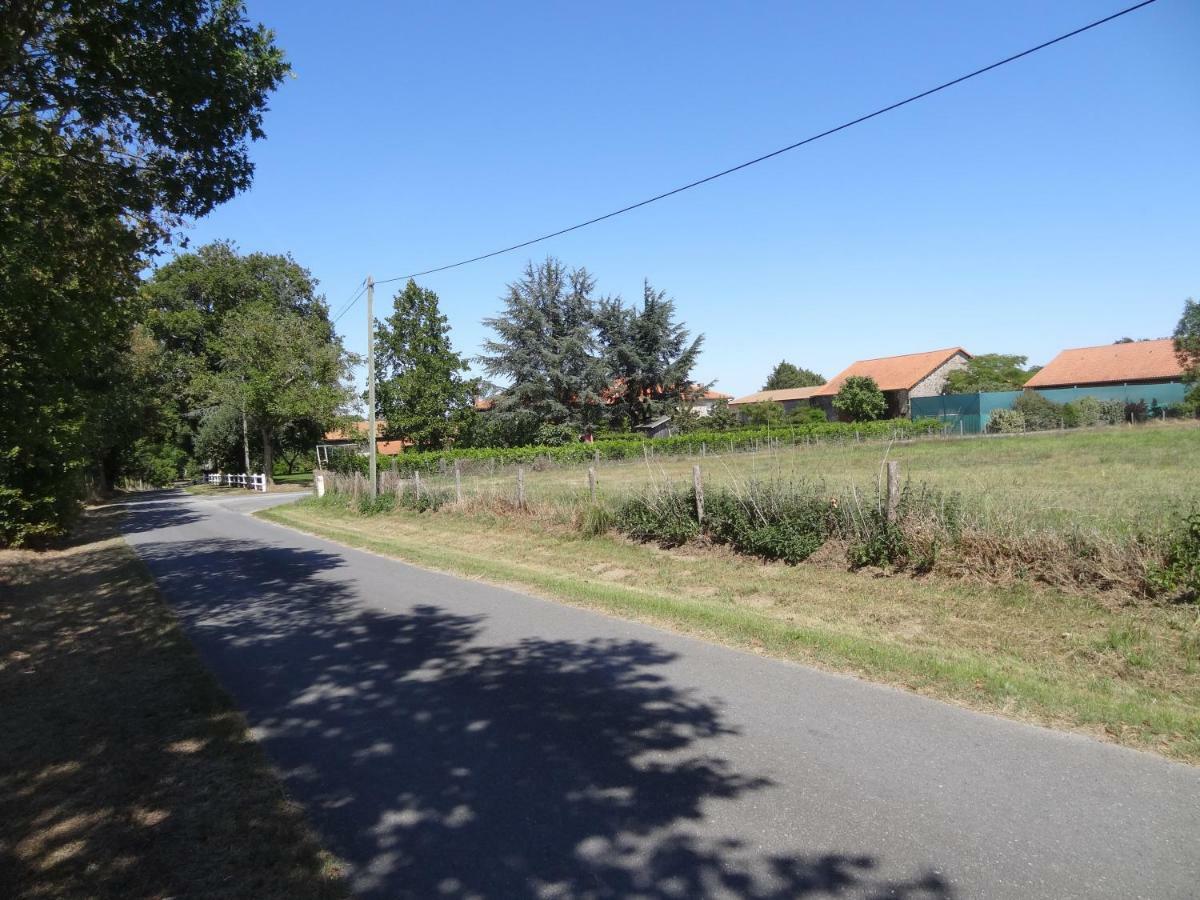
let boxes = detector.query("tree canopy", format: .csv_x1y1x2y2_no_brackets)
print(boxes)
833,376,886,422
376,280,476,451
1174,298,1200,382
944,354,1037,394
762,361,824,390
0,1,288,543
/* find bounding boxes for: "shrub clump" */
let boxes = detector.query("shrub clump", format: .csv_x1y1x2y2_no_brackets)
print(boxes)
615,488,699,547
1150,512,1200,602
705,481,830,563
987,408,1026,433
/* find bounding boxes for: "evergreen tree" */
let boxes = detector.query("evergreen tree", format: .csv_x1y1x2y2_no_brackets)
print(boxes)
376,280,476,451
762,360,824,390
479,259,607,427
597,281,704,427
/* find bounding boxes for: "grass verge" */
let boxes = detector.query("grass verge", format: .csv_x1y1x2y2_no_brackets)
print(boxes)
0,506,346,899
261,497,1200,764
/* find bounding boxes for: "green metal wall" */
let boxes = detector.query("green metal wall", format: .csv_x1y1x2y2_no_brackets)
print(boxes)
911,382,1187,433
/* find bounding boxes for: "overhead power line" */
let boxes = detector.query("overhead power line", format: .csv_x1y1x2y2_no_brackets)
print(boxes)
372,0,1157,287
331,277,368,325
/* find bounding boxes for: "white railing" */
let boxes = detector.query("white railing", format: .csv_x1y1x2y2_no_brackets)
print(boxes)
204,472,267,492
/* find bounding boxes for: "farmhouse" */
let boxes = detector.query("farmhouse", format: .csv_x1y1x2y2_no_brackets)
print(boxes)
320,421,408,458
684,386,734,417
812,347,972,419
1024,339,1184,390
728,386,823,414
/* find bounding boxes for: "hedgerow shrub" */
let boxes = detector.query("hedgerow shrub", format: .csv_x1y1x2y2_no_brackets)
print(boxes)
1013,391,1064,431
987,408,1025,433
326,419,943,477
1150,512,1200,602
615,488,699,547
705,481,830,563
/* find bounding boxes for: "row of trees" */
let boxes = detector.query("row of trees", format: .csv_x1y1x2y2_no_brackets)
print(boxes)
373,259,705,450
1,1,291,544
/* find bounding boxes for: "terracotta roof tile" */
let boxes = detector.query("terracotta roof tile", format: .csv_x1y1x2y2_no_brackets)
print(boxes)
1024,339,1183,388
811,348,970,397
729,386,824,405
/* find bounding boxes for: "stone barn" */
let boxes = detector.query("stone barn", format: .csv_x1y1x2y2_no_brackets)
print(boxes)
812,347,972,419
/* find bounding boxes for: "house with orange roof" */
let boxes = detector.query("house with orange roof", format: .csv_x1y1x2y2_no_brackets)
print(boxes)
1023,339,1183,389
320,420,409,458
812,347,972,419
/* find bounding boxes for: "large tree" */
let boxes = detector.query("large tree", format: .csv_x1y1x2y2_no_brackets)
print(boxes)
208,303,352,486
944,354,1037,394
762,360,824,390
596,281,704,427
0,1,287,542
479,259,608,427
376,280,476,451
833,376,887,422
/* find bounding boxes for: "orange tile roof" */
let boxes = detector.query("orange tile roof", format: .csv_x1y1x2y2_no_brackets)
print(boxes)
729,386,824,406
1024,339,1183,388
686,386,734,402
323,420,389,441
811,348,970,397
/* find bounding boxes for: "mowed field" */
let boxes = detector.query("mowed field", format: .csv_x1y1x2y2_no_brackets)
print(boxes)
405,422,1199,536
267,422,1200,763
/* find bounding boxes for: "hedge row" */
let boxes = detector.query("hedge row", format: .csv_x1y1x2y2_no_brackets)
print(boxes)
328,418,944,476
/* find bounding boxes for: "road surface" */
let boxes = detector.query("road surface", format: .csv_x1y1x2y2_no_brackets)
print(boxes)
121,489,1199,899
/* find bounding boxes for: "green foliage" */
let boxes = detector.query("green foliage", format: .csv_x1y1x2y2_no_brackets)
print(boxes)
987,408,1026,433
0,4,287,543
833,376,886,422
579,504,614,538
742,401,784,426
376,280,476,451
479,259,608,427
762,361,824,390
1150,512,1200,602
598,281,705,426
615,489,700,547
703,398,740,431
787,405,828,425
1173,298,1200,382
326,419,941,476
945,354,1036,393
1013,391,1064,431
705,482,830,563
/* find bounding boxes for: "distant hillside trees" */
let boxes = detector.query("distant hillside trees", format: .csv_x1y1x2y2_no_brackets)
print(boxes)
944,354,1038,393
376,280,477,451
762,361,824,390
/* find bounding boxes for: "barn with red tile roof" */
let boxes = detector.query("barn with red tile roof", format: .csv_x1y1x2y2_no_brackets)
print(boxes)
1024,339,1183,389
812,347,971,419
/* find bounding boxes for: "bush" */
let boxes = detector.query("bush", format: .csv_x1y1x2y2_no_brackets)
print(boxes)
615,488,699,547
1149,512,1200,601
705,482,830,563
987,408,1026,434
833,376,886,422
1013,391,1064,431
1124,400,1148,424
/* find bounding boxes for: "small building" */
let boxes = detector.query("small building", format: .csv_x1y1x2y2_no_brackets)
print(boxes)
812,347,972,419
634,415,674,439
1023,339,1184,390
318,420,408,467
728,386,823,416
683,386,734,417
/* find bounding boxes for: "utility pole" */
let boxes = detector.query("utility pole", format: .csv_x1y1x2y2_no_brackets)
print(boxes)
366,274,377,500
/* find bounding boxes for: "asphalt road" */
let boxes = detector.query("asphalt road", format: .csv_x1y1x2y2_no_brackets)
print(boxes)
121,489,1199,899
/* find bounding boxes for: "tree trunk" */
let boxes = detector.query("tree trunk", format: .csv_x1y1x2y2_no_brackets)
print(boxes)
242,407,251,473
260,424,274,488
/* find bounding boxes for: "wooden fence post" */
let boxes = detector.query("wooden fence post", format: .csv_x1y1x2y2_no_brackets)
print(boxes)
593,449,600,467
516,466,525,510
587,466,596,502
413,470,422,498
454,460,463,504
692,464,704,525
886,460,901,523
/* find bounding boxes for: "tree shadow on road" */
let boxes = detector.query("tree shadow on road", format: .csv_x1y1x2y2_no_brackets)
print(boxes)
135,535,954,899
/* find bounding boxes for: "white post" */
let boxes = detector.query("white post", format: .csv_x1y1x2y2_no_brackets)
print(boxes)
315,473,325,498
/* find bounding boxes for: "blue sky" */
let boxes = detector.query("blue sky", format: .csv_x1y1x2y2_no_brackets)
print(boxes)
180,0,1199,398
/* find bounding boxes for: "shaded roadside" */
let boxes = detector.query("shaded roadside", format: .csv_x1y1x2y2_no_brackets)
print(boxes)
0,504,346,899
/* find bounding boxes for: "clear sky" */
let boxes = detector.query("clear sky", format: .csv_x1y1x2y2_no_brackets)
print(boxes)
180,0,1199,398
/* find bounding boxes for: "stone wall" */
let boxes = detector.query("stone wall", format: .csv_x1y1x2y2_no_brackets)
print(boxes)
909,352,971,399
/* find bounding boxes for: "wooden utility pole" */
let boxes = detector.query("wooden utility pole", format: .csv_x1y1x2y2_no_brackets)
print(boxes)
366,275,378,500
